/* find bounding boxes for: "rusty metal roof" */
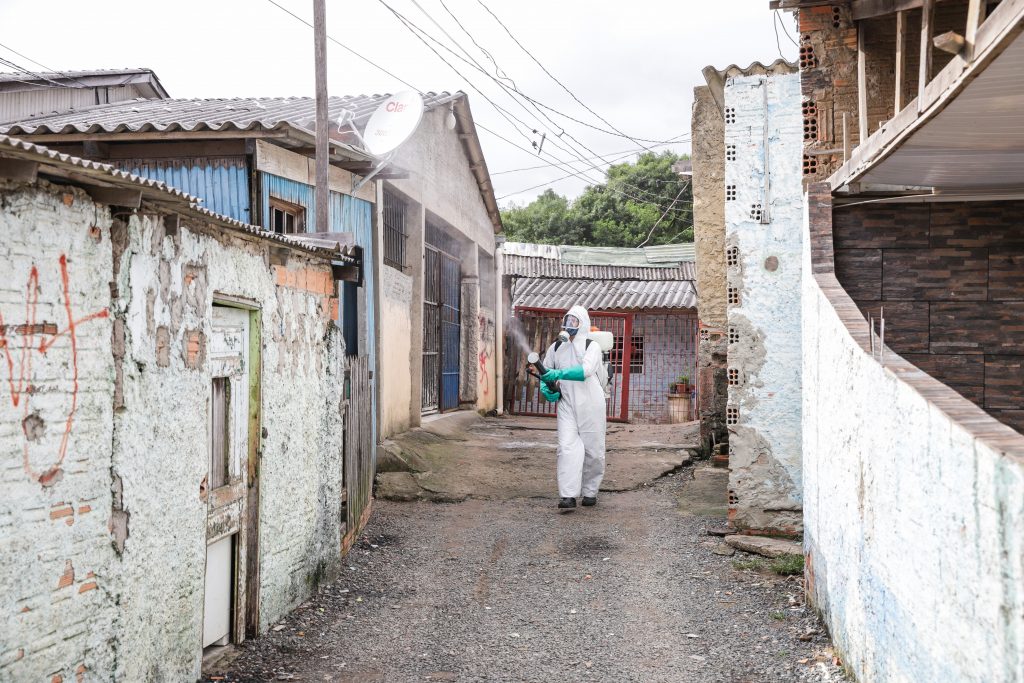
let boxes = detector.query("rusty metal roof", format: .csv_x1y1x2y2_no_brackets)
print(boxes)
0,92,458,137
0,134,355,263
513,277,697,311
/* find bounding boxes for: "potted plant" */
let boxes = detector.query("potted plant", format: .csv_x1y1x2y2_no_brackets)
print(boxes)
675,375,691,395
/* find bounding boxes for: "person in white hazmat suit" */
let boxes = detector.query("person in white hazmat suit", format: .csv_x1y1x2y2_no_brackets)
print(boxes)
539,305,607,511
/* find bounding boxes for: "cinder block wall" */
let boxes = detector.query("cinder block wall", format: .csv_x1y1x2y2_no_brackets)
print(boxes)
833,200,1024,434
0,178,346,682
724,70,805,536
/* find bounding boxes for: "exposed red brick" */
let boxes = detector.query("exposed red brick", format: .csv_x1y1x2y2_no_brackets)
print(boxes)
15,648,23,660
75,664,87,683
51,674,62,683
57,560,74,589
77,505,91,515
50,504,73,520
89,225,102,242
184,329,206,369
62,193,74,206
78,581,98,594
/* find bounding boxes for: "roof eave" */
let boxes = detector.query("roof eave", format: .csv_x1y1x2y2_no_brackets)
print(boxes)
452,95,503,234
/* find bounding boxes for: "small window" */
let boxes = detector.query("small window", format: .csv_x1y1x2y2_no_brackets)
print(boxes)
270,198,305,235
611,336,644,374
210,377,231,489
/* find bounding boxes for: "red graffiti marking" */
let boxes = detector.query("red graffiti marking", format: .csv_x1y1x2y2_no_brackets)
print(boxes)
478,347,492,397
0,255,109,485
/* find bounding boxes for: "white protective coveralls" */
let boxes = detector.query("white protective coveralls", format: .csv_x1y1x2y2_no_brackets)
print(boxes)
543,305,607,498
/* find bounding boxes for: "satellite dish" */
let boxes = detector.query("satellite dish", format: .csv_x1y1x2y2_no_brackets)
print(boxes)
361,91,424,158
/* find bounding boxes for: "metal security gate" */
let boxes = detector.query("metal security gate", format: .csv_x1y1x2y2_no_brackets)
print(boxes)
504,308,630,422
422,247,441,413
505,308,698,423
422,224,461,414
439,254,461,411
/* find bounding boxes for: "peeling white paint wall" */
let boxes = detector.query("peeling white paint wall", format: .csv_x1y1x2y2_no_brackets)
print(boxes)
0,178,346,682
724,71,804,535
802,237,1024,681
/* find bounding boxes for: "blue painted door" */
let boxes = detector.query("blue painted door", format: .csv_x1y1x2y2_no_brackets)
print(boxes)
439,253,461,412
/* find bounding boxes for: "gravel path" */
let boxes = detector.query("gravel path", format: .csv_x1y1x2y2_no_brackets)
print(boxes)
206,470,846,683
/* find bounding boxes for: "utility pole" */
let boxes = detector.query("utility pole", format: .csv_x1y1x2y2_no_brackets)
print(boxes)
313,0,329,233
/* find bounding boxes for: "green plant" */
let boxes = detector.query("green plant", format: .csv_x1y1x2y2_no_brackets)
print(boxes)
770,554,805,576
770,611,786,621
732,558,765,572
676,375,690,385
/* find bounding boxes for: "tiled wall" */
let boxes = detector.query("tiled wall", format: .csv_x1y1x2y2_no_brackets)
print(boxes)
833,201,1024,432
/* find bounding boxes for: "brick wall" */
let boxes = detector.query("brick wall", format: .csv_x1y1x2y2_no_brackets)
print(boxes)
833,200,1024,432
799,4,968,183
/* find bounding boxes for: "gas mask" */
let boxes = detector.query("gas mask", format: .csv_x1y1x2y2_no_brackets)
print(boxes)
561,314,581,338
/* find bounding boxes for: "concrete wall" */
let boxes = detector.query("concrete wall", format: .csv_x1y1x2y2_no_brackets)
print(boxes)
802,245,1024,683
691,85,729,456
0,178,346,681
724,71,804,535
377,105,498,438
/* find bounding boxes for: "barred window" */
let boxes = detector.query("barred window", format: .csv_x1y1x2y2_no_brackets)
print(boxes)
612,336,645,374
383,190,407,270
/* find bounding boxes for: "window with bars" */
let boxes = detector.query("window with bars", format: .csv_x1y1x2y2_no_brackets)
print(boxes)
383,190,407,270
611,335,644,374
270,197,305,235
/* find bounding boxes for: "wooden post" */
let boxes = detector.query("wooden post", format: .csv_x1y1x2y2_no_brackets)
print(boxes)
919,0,934,109
965,0,987,59
895,10,907,112
313,0,329,234
857,22,869,146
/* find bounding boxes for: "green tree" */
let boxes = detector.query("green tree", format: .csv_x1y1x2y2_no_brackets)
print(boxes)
500,152,692,247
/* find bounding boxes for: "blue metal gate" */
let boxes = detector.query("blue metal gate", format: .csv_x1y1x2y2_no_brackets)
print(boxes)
440,254,461,411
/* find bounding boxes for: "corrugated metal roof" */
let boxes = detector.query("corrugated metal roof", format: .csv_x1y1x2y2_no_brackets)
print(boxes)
643,243,697,263
0,134,355,263
503,253,695,280
0,92,458,137
513,277,697,311
0,68,169,100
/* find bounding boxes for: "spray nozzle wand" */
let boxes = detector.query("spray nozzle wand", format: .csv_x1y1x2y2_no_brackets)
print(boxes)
527,351,559,393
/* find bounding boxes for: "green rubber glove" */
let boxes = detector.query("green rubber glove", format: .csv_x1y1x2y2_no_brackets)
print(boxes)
542,365,585,382
540,383,561,402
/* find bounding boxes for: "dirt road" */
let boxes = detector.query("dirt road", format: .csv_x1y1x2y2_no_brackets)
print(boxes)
206,416,844,683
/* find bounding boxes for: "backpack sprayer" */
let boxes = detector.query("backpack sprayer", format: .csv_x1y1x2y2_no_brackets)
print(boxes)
526,327,615,395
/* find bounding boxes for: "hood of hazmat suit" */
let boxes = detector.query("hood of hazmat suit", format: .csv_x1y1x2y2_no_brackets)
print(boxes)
543,304,607,498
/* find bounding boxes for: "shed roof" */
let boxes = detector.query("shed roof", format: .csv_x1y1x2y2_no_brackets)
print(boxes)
0,134,356,263
0,90,503,233
513,277,697,311
0,68,170,99
501,240,695,280
0,92,454,137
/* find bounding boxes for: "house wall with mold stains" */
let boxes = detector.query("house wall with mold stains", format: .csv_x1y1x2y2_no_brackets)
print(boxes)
0,177,346,682
724,70,805,536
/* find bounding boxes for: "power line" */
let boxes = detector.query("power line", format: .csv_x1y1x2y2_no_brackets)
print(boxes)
383,1,681,207
265,0,420,91
638,181,689,247
491,136,690,175
474,0,657,152
267,0,688,214
0,56,76,89
0,41,93,88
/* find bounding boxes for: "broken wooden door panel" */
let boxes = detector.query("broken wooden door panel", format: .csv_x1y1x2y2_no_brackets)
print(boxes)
202,534,234,648
204,305,251,652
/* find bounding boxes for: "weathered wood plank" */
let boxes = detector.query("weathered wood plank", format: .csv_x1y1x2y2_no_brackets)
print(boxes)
919,0,935,108
934,30,966,53
895,10,908,111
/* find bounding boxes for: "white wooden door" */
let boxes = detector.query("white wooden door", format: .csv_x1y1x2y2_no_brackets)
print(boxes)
203,306,250,650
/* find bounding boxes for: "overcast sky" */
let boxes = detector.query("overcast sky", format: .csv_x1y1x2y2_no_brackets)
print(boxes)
0,0,798,206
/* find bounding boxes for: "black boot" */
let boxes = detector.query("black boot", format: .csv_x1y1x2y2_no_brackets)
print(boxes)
558,497,577,510
582,496,597,507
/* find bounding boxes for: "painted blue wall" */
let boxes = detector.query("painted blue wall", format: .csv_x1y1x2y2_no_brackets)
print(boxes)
112,157,250,223
260,172,377,446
